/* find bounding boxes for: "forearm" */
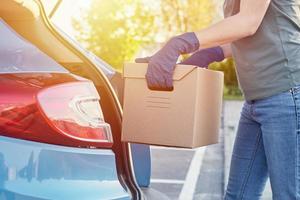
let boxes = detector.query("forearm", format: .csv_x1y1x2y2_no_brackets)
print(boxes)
195,14,254,49
136,0,270,90
195,0,270,49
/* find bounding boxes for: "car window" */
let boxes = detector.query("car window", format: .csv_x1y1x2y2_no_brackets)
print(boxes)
0,20,68,74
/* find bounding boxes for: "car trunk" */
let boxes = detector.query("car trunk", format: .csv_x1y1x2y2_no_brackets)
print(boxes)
0,0,141,199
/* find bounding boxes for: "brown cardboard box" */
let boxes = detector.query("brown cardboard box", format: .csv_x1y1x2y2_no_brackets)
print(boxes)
121,63,224,148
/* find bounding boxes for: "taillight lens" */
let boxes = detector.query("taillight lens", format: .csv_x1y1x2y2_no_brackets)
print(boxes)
0,74,112,148
37,81,113,147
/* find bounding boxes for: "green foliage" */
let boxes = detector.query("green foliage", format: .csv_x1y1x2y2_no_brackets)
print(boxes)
159,0,216,35
73,0,242,99
209,58,243,99
73,0,216,70
73,0,157,71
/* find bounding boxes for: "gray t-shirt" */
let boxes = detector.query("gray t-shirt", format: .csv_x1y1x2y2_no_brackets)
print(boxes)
224,0,300,100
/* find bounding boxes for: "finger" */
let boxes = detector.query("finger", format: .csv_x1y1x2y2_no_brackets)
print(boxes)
135,57,151,63
180,52,200,65
146,75,174,91
146,71,164,90
146,75,159,90
180,51,209,68
164,76,174,91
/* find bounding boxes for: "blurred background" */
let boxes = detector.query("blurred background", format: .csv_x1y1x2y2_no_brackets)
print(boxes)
43,1,272,199
45,0,242,100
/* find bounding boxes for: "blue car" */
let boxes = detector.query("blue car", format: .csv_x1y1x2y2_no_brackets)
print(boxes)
0,0,162,199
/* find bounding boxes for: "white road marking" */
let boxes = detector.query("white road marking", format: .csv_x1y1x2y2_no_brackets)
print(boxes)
150,179,185,184
178,147,206,200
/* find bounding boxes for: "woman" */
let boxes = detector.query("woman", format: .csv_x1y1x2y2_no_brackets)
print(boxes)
137,0,300,199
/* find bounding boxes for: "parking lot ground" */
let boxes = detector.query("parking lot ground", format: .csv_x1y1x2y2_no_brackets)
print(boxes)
147,100,272,200
150,147,195,199
193,136,224,200
149,139,223,200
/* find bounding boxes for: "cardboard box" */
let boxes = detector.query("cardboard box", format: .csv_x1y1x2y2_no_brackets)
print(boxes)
121,63,224,148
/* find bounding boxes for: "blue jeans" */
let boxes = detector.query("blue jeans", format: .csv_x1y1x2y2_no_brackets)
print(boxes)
225,86,300,200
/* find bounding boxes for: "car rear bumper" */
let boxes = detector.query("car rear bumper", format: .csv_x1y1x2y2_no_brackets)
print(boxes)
0,136,131,200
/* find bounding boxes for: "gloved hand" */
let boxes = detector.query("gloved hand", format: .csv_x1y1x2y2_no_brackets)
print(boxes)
135,32,199,91
180,46,225,68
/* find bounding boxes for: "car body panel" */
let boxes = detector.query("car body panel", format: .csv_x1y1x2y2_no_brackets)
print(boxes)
0,136,131,200
0,0,149,199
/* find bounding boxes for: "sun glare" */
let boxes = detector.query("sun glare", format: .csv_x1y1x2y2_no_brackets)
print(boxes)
51,0,92,37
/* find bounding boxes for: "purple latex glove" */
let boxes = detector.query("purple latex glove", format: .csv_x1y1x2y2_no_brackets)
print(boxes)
135,32,199,91
180,46,225,68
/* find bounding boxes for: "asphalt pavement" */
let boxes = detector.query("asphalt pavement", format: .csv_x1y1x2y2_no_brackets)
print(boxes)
147,100,272,200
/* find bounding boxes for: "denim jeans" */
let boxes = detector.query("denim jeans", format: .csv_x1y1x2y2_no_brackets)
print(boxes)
224,86,300,200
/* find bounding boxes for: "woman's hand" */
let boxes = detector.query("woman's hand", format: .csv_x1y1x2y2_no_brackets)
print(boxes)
180,46,225,68
135,32,199,91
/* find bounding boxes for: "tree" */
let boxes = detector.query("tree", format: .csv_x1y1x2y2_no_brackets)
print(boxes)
159,0,216,37
73,0,241,97
73,0,157,71
73,0,216,70
209,59,242,97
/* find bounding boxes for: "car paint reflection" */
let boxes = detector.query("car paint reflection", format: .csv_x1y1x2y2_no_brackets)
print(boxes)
0,136,130,200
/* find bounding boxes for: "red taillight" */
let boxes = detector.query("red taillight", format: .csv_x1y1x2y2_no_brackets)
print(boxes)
37,82,113,147
0,74,113,148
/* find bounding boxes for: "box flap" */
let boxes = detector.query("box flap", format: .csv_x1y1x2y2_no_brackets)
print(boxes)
123,63,197,81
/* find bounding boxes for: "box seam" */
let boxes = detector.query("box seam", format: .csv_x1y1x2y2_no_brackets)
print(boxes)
192,69,200,148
